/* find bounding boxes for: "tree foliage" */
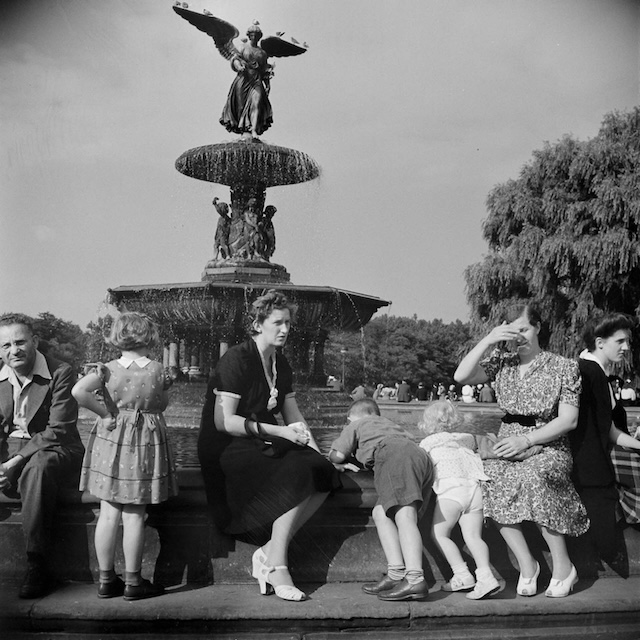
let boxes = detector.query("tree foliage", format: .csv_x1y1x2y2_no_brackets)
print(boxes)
324,315,471,390
84,317,121,364
31,312,86,372
465,107,640,359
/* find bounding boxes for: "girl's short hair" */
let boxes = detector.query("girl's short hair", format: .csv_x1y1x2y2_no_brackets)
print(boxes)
582,313,635,351
109,312,160,351
419,400,464,435
248,290,296,335
502,302,549,348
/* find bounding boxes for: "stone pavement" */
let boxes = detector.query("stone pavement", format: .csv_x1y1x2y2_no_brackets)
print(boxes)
2,575,640,639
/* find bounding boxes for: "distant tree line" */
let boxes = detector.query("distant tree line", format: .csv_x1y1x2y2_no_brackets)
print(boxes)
323,315,471,391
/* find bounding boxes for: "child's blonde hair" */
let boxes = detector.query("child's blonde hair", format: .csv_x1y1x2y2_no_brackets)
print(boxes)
109,312,160,351
419,400,464,435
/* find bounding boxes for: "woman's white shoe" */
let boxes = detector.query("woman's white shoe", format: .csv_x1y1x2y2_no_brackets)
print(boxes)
545,564,578,598
251,546,268,580
252,555,306,601
516,561,540,597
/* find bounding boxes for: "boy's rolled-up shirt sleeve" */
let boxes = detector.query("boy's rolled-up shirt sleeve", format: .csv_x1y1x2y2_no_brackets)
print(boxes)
331,422,358,458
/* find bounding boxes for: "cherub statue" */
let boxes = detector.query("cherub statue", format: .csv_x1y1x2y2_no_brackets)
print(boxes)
242,198,261,259
259,205,277,259
174,5,308,140
212,197,231,260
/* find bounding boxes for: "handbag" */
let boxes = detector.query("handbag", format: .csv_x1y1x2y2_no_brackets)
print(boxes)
253,435,306,458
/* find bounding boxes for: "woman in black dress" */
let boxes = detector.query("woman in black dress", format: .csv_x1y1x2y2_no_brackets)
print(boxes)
198,290,341,601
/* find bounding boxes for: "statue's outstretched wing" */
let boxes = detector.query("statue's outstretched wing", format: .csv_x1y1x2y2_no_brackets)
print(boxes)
173,6,239,61
261,36,307,58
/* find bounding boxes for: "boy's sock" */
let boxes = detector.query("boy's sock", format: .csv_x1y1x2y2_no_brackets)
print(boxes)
125,570,143,587
387,564,406,581
99,568,117,584
405,569,425,585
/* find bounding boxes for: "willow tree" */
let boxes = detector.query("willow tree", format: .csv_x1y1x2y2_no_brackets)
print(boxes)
465,107,640,358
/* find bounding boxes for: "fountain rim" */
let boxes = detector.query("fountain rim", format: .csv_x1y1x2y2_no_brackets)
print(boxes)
108,281,389,306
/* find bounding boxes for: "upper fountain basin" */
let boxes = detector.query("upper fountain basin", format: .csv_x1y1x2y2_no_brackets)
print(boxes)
175,141,321,187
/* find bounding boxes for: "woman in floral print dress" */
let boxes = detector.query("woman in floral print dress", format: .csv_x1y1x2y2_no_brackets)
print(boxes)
454,303,589,598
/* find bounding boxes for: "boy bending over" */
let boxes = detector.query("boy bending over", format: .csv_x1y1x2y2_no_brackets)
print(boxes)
329,399,434,601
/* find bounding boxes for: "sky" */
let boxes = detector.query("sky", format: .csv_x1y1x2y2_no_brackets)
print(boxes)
1,0,639,330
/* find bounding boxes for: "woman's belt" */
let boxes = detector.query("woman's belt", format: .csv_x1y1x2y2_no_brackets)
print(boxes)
502,413,538,426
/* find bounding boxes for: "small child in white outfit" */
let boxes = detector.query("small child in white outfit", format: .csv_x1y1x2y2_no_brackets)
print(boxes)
419,400,500,600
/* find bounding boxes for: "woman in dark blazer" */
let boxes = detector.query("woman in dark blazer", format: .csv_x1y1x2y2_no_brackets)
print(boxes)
571,314,640,560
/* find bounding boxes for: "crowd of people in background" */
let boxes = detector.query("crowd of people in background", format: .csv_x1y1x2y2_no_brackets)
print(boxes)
337,375,640,407
341,379,498,404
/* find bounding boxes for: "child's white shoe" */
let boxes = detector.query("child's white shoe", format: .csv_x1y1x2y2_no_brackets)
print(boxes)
466,576,501,600
441,573,475,592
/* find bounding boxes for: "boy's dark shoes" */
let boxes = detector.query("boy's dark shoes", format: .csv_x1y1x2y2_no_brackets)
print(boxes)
98,576,125,598
362,574,402,595
18,562,51,599
123,578,165,601
377,578,429,601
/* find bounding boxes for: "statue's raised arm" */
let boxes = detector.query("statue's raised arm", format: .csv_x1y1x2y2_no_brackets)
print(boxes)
173,5,308,141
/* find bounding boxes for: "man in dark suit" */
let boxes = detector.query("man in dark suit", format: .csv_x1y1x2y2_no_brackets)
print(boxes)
396,380,411,403
0,314,84,598
570,313,638,561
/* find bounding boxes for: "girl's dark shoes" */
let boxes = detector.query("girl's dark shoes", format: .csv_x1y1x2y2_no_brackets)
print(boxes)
123,578,165,601
377,578,429,601
97,577,125,598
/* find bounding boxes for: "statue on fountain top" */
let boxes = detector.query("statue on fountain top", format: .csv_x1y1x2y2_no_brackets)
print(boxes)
173,5,308,140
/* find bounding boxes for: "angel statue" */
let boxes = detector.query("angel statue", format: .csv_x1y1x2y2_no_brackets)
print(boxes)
174,5,308,140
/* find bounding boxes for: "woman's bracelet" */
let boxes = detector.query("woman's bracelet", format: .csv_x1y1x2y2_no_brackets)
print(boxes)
244,418,257,438
523,434,533,447
244,418,268,439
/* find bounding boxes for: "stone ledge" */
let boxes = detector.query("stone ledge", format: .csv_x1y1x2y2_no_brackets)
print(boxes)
1,578,639,639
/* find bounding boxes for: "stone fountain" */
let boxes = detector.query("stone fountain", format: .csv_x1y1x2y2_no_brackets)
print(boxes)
107,6,388,382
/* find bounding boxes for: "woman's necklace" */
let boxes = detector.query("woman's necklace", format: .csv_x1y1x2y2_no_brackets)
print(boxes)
258,348,278,410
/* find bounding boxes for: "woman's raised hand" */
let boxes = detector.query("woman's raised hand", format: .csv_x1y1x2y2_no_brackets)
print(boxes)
486,321,521,346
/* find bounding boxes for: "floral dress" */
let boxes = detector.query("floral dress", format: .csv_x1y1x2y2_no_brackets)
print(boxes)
479,349,589,536
80,359,178,505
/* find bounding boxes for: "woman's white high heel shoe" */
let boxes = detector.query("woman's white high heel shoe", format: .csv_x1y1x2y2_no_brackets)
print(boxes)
545,564,578,598
251,546,268,580
516,561,540,596
253,562,306,601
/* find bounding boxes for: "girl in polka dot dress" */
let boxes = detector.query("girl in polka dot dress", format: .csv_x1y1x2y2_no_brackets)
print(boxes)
73,312,178,601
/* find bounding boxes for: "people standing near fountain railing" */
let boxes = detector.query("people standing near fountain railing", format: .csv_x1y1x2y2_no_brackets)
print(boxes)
198,290,342,602
454,302,589,598
72,312,178,601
